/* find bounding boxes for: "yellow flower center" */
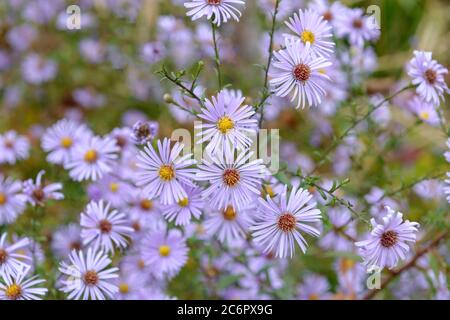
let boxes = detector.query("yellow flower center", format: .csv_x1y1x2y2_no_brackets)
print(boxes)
159,245,171,257
340,258,356,273
419,111,430,120
217,116,234,134
60,137,73,149
0,192,7,205
158,164,175,181
140,199,153,211
109,182,119,193
262,185,275,198
5,284,22,300
84,149,98,163
178,197,189,207
301,30,315,44
119,283,129,294
222,168,240,187
223,205,236,221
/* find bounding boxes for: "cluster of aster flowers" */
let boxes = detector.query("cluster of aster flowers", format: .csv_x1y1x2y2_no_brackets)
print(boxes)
0,0,449,301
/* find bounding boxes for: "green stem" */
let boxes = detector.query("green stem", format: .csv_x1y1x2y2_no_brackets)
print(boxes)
211,22,222,90
258,0,281,127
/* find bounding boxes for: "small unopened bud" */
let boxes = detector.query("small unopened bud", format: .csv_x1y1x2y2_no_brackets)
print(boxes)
163,93,174,104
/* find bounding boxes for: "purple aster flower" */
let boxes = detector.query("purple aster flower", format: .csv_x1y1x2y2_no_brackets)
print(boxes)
80,200,134,253
319,207,356,252
334,7,380,47
79,39,105,64
250,185,322,258
89,175,133,208
355,206,419,269
407,51,449,106
59,248,119,300
335,258,365,298
204,204,254,245
22,0,63,24
161,184,203,226
51,224,84,259
72,88,106,109
131,121,159,145
0,131,30,164
23,170,64,206
195,90,257,155
270,39,332,108
196,150,266,210
0,234,30,278
413,179,444,201
21,54,57,85
0,175,27,225
113,273,147,300
136,138,197,205
140,228,188,278
109,127,135,151
6,24,37,52
297,274,331,300
408,96,440,126
184,0,245,26
284,9,334,58
65,135,119,181
140,41,166,64
308,0,347,29
0,266,47,300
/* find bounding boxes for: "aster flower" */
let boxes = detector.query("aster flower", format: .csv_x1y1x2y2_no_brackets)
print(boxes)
109,127,135,151
297,274,331,300
0,131,30,164
196,150,266,210
23,170,64,206
161,184,203,226
0,266,47,300
140,41,166,64
270,39,332,109
195,90,258,155
334,8,380,47
204,204,254,245
184,0,245,26
407,51,449,106
250,185,322,258
308,0,347,29
113,273,147,300
21,53,57,84
408,96,440,126
89,175,133,208
284,9,334,58
319,207,356,252
41,119,92,165
355,206,419,269
136,138,197,205
131,120,159,145
0,234,30,278
0,175,27,225
80,200,134,253
59,248,119,300
140,228,188,278
51,224,83,259
65,135,119,181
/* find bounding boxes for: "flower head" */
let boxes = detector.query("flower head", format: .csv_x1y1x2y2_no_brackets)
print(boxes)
140,228,188,278
250,185,322,258
23,170,64,206
270,39,332,108
65,135,119,181
0,175,27,225
80,200,134,253
161,184,203,226
356,206,419,269
284,9,334,58
407,51,449,106
0,131,30,165
41,119,92,165
196,150,266,210
196,90,257,155
131,121,159,145
184,0,245,26
51,224,83,259
136,138,197,205
0,266,47,300
59,248,119,300
0,234,30,278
